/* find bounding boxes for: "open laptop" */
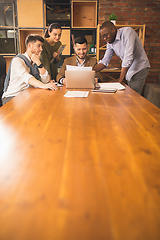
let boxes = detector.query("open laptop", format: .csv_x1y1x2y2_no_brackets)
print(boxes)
65,69,95,89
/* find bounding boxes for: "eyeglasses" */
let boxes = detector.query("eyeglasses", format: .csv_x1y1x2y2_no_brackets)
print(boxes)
102,33,109,39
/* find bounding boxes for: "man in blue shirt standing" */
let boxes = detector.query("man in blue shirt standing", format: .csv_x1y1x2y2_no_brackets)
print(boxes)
94,21,150,94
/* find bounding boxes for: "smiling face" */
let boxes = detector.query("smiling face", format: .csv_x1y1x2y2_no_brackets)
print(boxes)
100,27,117,44
74,42,88,60
48,28,62,43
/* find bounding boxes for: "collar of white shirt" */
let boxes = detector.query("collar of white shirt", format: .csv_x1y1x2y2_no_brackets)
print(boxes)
24,52,33,64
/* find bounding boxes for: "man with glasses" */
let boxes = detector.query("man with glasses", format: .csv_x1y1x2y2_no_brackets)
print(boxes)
94,21,150,94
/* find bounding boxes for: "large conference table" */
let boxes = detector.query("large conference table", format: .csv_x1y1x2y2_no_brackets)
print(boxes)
0,85,160,240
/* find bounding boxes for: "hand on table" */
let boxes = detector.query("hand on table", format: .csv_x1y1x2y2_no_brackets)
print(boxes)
95,78,98,84
62,78,66,85
45,80,58,90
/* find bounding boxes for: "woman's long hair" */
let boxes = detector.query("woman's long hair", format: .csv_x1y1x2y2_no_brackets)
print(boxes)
44,23,62,38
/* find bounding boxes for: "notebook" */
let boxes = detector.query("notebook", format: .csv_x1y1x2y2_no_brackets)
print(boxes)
65,69,95,89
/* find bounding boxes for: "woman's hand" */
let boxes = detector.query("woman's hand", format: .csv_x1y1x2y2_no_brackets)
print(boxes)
53,51,59,58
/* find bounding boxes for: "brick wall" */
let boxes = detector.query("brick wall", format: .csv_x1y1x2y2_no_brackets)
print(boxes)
98,0,160,83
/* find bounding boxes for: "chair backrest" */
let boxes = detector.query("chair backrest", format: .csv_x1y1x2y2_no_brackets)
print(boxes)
0,55,6,78
0,55,6,106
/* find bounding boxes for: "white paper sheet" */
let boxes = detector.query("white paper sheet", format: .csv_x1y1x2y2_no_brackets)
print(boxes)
66,65,92,71
64,91,89,98
99,82,125,90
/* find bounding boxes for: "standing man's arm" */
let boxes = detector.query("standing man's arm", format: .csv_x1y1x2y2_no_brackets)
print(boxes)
93,45,114,72
93,63,106,72
118,67,129,83
119,28,136,82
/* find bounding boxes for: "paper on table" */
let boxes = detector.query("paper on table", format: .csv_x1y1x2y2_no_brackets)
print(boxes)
99,82,125,90
103,67,120,71
64,91,89,98
66,65,92,71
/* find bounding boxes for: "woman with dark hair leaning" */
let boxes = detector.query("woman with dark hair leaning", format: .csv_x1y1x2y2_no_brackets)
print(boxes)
40,23,62,81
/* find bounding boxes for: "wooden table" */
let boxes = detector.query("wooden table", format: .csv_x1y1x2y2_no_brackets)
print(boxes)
0,86,160,240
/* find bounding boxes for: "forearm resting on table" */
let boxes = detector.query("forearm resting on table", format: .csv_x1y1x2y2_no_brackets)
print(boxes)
28,77,57,90
38,66,47,76
93,63,106,72
119,67,129,83
95,78,98,84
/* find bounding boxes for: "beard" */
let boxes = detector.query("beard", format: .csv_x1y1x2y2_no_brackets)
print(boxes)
75,52,86,60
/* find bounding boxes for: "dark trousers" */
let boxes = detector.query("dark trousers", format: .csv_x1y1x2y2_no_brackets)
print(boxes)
128,68,149,94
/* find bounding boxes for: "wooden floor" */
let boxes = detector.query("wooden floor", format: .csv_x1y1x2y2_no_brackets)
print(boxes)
0,85,160,240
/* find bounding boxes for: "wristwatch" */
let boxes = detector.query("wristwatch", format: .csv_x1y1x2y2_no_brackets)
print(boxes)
37,63,43,68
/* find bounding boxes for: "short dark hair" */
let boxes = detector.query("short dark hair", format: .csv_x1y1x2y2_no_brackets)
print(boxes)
44,23,62,38
25,34,44,47
74,36,87,45
101,21,116,30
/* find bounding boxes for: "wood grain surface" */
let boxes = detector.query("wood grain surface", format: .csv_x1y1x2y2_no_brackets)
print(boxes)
0,86,160,240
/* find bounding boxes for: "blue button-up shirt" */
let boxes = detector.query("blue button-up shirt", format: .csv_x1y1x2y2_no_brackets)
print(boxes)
99,27,150,81
76,57,86,67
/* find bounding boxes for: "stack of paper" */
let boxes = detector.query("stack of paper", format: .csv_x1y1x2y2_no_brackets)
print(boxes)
99,82,125,90
66,65,92,71
64,91,89,98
